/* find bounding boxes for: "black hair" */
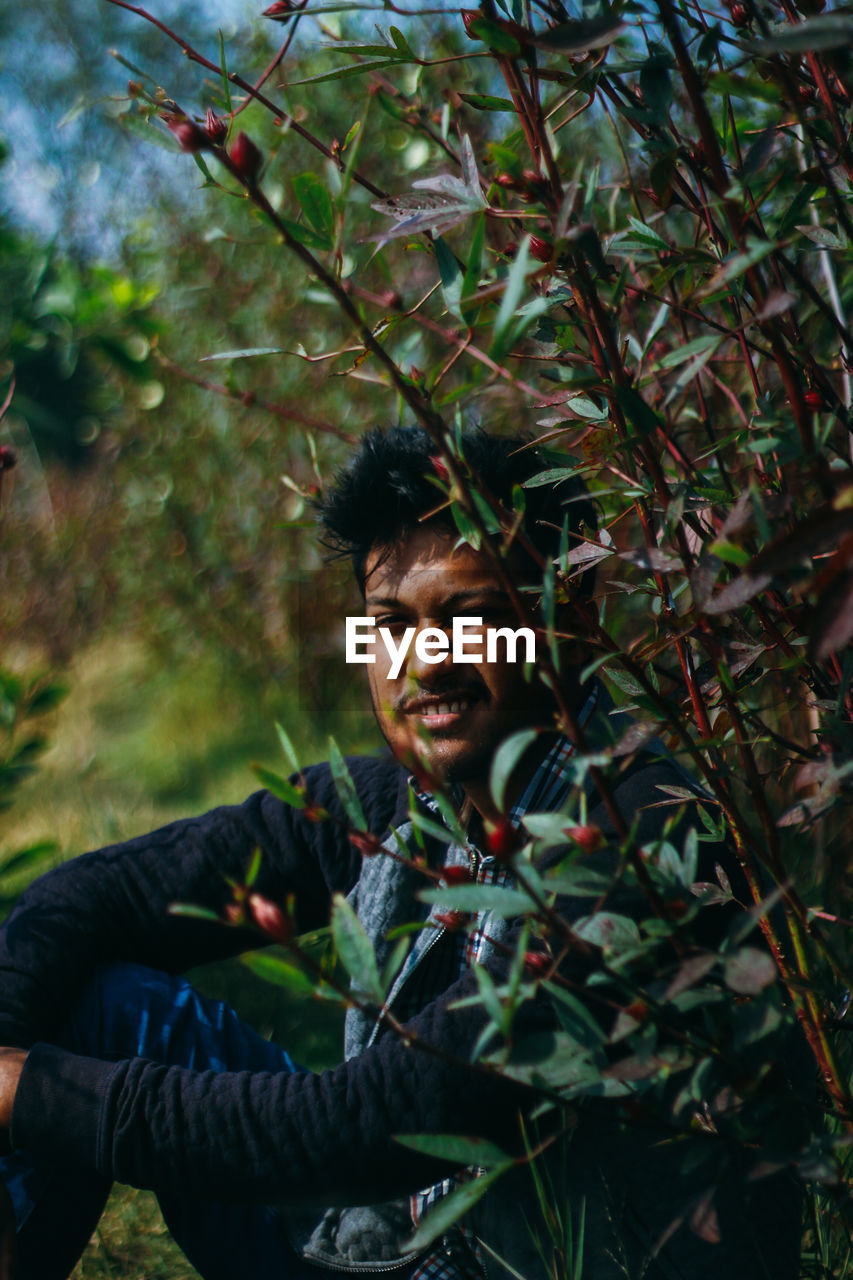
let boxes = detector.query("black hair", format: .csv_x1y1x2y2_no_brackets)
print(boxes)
318,426,596,595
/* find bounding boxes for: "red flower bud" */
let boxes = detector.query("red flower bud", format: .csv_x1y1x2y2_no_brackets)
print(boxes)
248,893,293,944
461,9,482,38
435,910,467,931
529,235,552,263
349,830,385,857
624,998,650,1022
441,864,471,886
263,0,294,19
163,114,208,152
429,454,450,482
495,171,518,189
230,131,263,181
127,80,143,98
205,108,228,146
486,817,522,862
729,1,749,23
804,389,823,409
0,446,17,472
524,950,551,975
564,824,604,853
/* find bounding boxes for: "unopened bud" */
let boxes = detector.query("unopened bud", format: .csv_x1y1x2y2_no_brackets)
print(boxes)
486,817,522,862
529,235,552,262
461,9,482,37
524,950,551,975
349,830,385,857
263,0,294,18
441,865,471,886
230,131,263,181
564,824,604,853
205,107,228,145
248,893,293,944
163,114,208,153
435,910,467,931
429,454,450,482
127,80,144,98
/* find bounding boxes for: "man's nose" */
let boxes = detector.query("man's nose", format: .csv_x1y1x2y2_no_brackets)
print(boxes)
407,622,454,683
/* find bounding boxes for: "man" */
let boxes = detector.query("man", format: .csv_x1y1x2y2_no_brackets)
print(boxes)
0,428,802,1279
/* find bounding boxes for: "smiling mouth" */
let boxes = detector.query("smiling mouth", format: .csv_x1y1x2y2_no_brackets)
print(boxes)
402,692,480,723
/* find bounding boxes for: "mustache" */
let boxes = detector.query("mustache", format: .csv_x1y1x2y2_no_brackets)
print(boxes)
395,677,486,714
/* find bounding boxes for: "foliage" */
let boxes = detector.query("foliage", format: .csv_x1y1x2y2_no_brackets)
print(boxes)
13,0,853,1271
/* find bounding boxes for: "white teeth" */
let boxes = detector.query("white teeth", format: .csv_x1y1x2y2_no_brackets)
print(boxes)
421,699,470,716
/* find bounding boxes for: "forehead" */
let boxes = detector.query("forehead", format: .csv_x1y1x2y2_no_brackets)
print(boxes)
363,525,502,602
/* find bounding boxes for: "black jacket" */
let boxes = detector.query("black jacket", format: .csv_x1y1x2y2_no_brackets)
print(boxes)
0,750,803,1279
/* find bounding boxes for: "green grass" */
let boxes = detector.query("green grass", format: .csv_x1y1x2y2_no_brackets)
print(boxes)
3,635,374,1278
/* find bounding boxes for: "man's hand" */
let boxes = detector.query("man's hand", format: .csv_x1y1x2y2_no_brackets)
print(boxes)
0,1050,26,1131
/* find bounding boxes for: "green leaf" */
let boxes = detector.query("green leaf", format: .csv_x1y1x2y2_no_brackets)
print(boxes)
490,728,538,810
245,846,263,888
389,25,415,55
252,764,306,809
242,951,317,996
288,59,402,87
531,13,625,53
200,347,289,362
406,1166,510,1250
293,172,335,241
465,16,522,54
435,237,463,321
625,217,669,251
381,935,410,995
394,1133,510,1167
275,723,301,774
461,213,486,324
796,224,847,250
168,903,222,922
573,912,641,951
657,334,722,370
217,30,233,113
459,93,517,112
331,892,382,1001
698,237,777,294
492,236,532,358
543,981,607,1051
419,884,536,917
327,739,367,830
25,683,68,715
755,13,853,53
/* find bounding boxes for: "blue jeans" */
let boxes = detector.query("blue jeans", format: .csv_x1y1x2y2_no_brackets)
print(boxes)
0,963,343,1280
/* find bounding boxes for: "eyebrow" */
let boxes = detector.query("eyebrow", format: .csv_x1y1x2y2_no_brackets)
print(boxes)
365,588,510,609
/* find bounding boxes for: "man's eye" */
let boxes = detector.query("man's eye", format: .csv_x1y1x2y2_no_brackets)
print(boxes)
375,615,409,630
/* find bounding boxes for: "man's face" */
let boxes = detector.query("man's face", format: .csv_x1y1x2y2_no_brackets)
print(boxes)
363,525,557,796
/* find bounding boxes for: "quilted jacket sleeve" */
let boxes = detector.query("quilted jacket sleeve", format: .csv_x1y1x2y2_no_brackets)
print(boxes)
0,756,399,1049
